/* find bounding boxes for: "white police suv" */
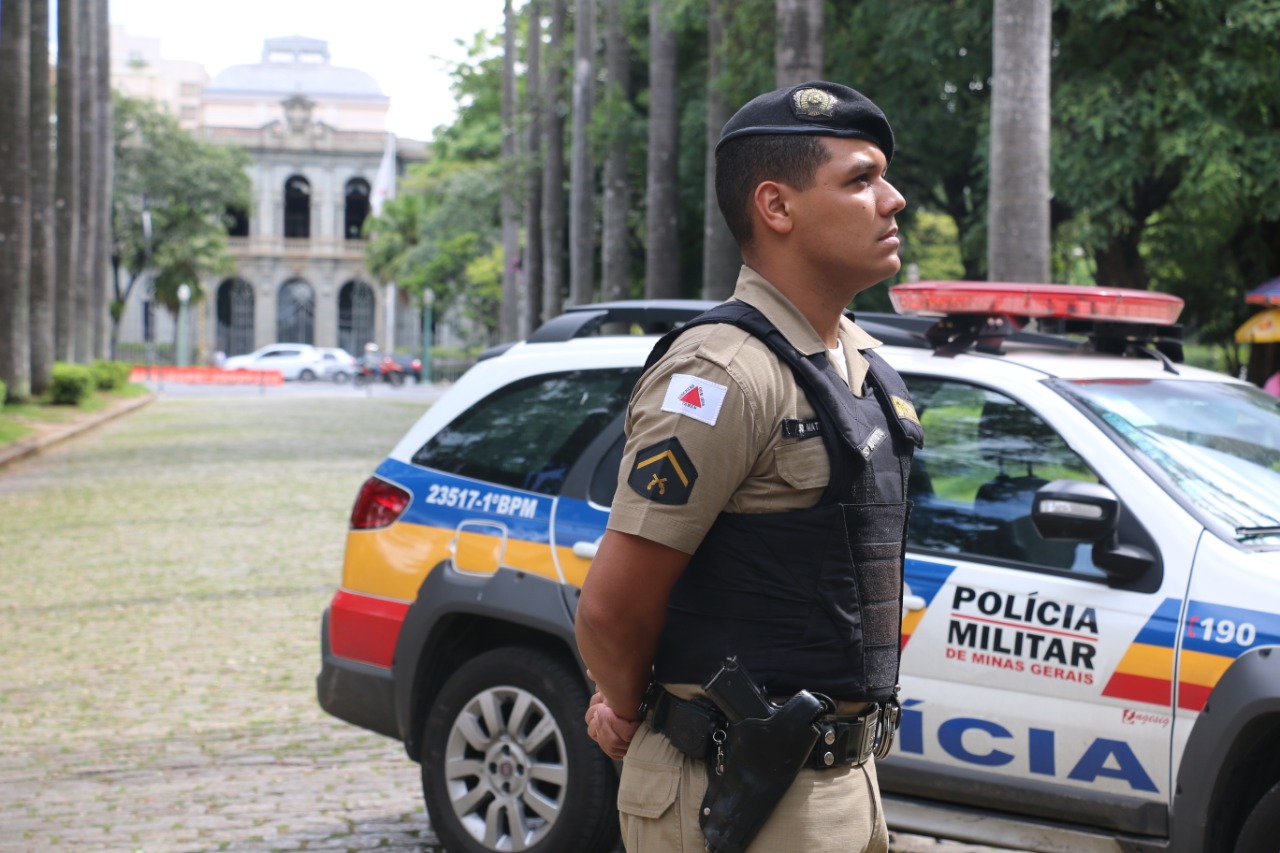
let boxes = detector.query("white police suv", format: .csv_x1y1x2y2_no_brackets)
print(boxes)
317,284,1280,853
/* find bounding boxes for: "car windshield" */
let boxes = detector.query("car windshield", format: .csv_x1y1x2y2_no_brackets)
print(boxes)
1057,378,1280,547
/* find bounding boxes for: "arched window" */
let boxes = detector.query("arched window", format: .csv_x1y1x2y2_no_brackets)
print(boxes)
277,279,315,343
344,178,371,240
338,280,376,354
216,278,255,356
284,175,311,238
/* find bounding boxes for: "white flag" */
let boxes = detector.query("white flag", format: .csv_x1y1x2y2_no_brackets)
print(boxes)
371,132,397,217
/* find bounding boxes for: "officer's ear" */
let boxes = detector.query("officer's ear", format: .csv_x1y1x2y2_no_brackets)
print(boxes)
753,181,795,236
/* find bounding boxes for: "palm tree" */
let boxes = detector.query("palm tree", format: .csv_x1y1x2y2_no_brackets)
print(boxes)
500,0,520,341
644,0,678,299
522,0,544,337
702,0,739,301
74,0,97,362
29,0,54,394
541,0,568,320
600,0,630,303
776,0,822,85
0,0,33,401
568,0,596,305
987,0,1050,282
54,0,79,363
93,0,112,357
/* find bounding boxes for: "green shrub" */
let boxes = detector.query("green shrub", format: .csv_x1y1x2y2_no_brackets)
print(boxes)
0,378,7,404
50,363,95,405
92,359,132,391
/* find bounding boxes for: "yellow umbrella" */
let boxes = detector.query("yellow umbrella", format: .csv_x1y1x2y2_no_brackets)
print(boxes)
1235,307,1280,344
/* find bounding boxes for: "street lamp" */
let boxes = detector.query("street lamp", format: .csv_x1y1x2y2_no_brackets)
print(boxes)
421,288,433,384
177,284,191,367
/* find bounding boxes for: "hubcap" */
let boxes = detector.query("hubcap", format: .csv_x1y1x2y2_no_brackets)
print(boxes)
443,684,568,851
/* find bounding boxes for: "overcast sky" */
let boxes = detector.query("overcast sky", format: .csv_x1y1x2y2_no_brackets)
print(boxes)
105,0,507,141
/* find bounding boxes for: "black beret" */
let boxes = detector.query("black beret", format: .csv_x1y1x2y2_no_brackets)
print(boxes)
716,80,894,164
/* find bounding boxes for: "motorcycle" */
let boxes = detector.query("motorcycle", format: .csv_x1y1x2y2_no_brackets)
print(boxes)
354,356,407,387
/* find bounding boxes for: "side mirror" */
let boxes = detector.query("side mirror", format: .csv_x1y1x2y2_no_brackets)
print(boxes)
1032,480,1118,542
1032,480,1153,581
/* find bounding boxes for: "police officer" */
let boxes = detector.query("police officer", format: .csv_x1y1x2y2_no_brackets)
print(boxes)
575,80,922,853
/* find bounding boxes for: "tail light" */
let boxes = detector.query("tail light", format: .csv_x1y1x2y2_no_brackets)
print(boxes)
350,477,411,529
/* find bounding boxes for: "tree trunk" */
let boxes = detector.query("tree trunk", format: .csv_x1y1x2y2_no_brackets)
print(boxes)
987,0,1050,283
1093,234,1150,291
541,0,568,321
0,0,33,401
93,0,111,358
644,0,679,299
522,0,544,337
702,0,739,301
54,0,78,363
775,0,822,86
74,0,97,362
499,0,520,342
600,0,630,303
568,0,596,305
28,0,53,393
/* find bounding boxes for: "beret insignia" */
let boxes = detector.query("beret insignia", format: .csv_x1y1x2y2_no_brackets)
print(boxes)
792,87,838,119
627,438,698,505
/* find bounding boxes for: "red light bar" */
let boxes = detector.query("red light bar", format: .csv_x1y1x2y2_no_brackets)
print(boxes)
889,282,1184,326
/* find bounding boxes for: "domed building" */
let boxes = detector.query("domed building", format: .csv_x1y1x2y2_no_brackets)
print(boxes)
190,37,427,359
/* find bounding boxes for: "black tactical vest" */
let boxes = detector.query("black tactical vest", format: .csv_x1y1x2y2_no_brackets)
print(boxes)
645,301,924,701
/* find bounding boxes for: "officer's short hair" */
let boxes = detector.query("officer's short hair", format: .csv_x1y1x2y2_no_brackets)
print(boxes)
713,81,895,248
715,135,830,247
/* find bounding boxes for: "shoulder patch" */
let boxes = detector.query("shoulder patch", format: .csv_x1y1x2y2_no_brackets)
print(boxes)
628,438,698,505
891,395,920,425
661,373,729,426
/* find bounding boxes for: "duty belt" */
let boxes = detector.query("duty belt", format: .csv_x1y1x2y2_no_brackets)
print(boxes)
645,688,881,770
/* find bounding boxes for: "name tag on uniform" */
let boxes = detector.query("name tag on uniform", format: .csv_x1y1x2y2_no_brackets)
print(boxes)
781,418,823,439
858,427,887,460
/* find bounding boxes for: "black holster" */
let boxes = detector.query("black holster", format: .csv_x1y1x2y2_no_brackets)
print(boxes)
698,690,825,853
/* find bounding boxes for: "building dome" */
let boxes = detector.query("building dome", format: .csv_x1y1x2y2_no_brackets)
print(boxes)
205,36,387,101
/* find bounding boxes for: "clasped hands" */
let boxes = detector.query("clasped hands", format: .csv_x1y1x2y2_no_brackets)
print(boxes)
583,671,640,760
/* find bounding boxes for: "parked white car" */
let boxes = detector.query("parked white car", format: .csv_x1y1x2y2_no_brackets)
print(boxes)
222,343,324,381
318,347,358,383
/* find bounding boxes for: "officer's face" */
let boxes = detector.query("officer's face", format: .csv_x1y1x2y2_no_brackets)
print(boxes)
790,137,906,291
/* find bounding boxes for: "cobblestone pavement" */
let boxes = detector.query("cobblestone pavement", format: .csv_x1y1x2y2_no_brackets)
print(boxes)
0,390,1009,853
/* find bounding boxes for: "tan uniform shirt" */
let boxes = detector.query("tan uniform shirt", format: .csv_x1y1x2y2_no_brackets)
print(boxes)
608,266,882,555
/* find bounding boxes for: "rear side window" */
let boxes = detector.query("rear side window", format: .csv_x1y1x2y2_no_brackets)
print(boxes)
412,368,641,496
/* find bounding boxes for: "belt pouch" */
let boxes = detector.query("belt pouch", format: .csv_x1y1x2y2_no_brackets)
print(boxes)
699,691,823,853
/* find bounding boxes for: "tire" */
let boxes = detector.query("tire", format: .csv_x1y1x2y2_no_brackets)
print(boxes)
388,371,405,387
298,369,316,382
332,371,351,384
421,647,620,853
1236,778,1280,853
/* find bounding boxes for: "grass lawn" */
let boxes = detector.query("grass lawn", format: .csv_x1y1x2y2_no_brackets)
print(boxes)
0,383,150,447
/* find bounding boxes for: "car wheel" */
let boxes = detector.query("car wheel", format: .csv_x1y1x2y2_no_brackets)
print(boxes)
299,368,316,382
332,371,350,384
421,647,620,853
388,371,405,387
1236,778,1280,853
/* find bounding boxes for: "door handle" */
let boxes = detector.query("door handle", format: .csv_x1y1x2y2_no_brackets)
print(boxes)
572,537,601,560
903,594,926,612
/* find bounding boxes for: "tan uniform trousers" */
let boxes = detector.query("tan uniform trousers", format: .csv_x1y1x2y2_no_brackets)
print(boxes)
617,720,890,853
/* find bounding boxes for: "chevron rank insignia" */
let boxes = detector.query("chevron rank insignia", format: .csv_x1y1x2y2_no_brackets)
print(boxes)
628,438,698,505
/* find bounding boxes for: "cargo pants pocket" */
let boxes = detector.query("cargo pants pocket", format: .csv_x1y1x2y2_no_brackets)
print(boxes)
617,723,686,851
